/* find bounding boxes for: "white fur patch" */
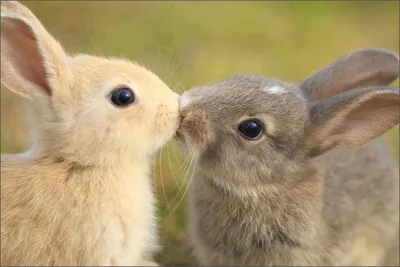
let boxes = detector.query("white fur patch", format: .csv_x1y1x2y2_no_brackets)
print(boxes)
264,85,286,94
179,94,192,109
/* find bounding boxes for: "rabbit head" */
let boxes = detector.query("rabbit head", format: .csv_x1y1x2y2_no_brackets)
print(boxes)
178,49,399,189
1,1,180,166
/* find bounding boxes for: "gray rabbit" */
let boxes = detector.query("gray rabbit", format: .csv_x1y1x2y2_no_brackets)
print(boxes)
177,49,399,266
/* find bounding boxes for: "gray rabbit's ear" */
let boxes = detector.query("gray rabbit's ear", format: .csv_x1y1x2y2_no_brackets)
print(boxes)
305,86,399,157
300,49,399,102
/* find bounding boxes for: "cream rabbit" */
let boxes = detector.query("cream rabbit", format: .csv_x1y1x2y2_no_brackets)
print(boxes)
1,1,179,266
178,49,399,266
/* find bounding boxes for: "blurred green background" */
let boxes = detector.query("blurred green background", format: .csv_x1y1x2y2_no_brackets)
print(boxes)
1,1,399,266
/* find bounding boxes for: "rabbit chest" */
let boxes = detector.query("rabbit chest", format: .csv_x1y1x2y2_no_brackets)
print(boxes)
1,160,157,266
189,174,325,266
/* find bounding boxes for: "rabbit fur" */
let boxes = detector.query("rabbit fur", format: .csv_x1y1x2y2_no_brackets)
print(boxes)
178,48,400,266
1,1,179,266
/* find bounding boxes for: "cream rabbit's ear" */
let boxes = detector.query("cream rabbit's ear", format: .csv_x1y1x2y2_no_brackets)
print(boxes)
1,1,72,100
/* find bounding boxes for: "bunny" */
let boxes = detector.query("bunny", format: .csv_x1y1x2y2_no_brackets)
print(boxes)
1,1,179,266
177,48,400,266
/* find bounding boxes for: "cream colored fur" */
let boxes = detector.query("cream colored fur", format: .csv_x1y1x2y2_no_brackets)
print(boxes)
1,1,179,265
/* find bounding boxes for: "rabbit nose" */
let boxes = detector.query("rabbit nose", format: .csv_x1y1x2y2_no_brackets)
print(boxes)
179,93,192,110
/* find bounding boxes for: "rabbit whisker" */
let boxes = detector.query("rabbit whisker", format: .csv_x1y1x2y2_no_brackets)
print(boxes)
161,154,193,219
163,156,197,222
166,144,180,188
159,144,170,208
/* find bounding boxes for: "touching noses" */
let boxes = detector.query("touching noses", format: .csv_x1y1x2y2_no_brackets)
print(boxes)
179,92,192,110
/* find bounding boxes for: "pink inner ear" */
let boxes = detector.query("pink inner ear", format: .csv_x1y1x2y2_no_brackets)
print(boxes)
331,96,399,139
2,18,51,95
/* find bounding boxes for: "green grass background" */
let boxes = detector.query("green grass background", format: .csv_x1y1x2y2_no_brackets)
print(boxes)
1,1,399,265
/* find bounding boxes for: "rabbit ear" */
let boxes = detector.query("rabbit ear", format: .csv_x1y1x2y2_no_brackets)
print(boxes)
1,1,71,100
299,49,399,101
306,86,399,157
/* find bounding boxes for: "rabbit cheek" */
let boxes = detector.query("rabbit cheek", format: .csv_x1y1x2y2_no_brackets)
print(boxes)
153,101,180,149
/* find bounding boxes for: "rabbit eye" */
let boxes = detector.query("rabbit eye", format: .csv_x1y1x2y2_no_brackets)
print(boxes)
237,119,264,140
109,87,135,107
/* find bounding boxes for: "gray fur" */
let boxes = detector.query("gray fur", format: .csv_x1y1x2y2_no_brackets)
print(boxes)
178,49,400,266
300,48,399,101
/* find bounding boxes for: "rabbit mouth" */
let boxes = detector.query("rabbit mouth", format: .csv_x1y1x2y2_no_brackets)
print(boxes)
175,127,189,149
175,130,184,142
175,113,187,143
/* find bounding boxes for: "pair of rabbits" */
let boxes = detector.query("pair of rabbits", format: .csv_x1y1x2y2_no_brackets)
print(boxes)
1,1,399,266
